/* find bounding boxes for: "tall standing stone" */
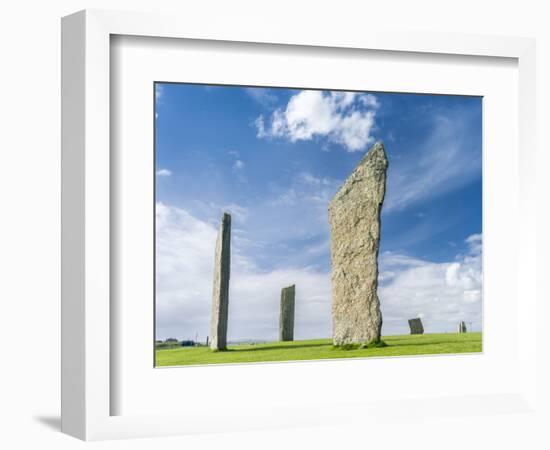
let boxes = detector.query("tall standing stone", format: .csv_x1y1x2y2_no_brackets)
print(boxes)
210,213,231,350
458,321,467,333
408,318,424,335
279,285,295,341
329,142,388,346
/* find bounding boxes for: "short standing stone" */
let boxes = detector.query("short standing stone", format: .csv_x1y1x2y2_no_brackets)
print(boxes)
329,142,388,346
279,285,295,341
210,213,231,350
408,318,424,335
458,321,467,333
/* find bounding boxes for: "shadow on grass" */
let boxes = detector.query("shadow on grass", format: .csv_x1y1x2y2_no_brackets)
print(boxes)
225,340,464,353
204,335,482,356
225,342,330,352
385,338,473,348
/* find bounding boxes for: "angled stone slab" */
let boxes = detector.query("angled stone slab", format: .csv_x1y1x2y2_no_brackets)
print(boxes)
279,285,296,341
329,142,388,346
210,213,231,350
408,318,424,335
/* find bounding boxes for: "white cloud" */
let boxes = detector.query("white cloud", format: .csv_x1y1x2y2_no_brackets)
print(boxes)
297,172,334,187
156,168,172,177
221,203,249,223
155,203,331,341
245,87,278,106
360,94,380,108
255,90,379,152
379,233,482,334
156,202,482,340
155,84,163,101
187,200,250,226
465,233,482,254
255,115,267,138
232,160,245,171
230,157,247,183
269,171,341,210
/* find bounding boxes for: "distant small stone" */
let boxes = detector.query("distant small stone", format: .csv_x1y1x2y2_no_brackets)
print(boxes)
408,318,424,335
279,285,296,341
458,321,467,333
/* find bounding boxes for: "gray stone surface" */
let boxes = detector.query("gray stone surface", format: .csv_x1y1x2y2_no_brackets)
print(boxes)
408,318,424,335
210,213,231,350
279,285,296,341
458,321,467,333
329,142,388,346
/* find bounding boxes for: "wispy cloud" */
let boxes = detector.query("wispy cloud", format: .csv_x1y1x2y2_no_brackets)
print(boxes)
384,110,482,212
221,202,249,223
255,90,379,152
187,200,250,226
230,151,247,183
155,84,164,101
245,87,278,107
269,171,340,210
156,168,172,177
233,160,245,171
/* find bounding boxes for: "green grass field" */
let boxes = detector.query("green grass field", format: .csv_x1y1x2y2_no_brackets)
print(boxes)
155,332,482,367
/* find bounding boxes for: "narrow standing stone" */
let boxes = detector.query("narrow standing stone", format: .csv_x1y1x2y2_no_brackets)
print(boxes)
458,321,467,333
210,213,231,350
329,142,388,346
279,285,296,341
408,318,424,335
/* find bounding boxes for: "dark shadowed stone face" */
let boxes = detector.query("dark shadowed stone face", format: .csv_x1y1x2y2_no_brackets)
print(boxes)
408,318,424,335
329,142,388,346
279,285,296,342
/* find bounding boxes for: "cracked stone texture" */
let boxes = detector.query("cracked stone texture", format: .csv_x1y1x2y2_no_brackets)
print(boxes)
210,213,231,350
408,318,424,335
329,142,388,346
279,285,296,341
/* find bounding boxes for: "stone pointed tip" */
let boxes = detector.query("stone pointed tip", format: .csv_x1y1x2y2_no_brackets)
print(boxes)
329,141,389,209
349,141,388,175
363,141,387,163
221,212,231,223
372,141,387,156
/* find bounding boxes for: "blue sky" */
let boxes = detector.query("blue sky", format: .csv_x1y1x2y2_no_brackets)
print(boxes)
155,83,482,342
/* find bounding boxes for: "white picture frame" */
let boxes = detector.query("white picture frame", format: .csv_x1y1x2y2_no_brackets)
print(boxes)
61,9,537,441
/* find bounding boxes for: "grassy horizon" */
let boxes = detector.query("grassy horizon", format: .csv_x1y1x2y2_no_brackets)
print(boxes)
155,332,482,367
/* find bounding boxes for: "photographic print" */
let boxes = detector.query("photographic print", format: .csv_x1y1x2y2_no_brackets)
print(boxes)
154,83,482,367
